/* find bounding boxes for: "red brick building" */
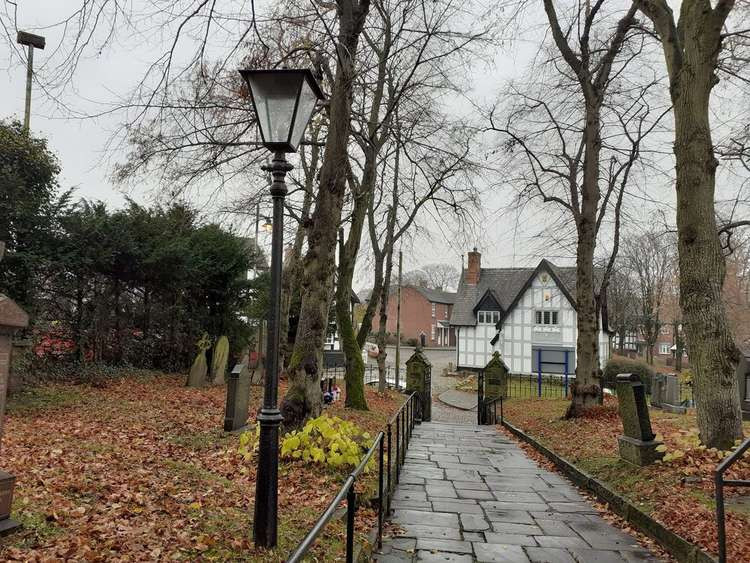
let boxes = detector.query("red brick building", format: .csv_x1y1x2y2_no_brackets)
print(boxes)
371,286,456,347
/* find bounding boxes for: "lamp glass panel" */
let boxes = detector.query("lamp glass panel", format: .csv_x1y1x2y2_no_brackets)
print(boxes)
247,73,301,145
289,78,318,150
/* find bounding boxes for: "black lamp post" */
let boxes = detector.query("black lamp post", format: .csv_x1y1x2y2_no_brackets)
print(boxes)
239,68,323,549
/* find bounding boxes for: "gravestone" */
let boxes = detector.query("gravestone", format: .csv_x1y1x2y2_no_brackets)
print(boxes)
484,351,509,400
0,291,29,535
662,374,686,414
186,334,211,387
224,363,251,432
650,373,666,408
406,346,431,422
616,373,664,466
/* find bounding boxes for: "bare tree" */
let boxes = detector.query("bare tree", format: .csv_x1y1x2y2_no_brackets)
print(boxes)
403,263,459,291
489,2,666,417
606,263,639,356
622,231,673,364
635,0,748,447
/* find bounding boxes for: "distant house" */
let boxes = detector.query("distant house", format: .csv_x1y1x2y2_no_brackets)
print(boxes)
370,285,456,348
450,249,610,374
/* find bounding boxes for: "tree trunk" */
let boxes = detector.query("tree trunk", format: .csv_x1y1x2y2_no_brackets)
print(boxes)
279,183,314,368
566,103,602,418
337,194,370,409
376,243,394,393
672,64,742,448
281,0,371,427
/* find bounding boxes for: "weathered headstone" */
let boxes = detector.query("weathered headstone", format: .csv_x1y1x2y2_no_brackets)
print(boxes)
211,335,230,384
224,363,251,431
186,334,211,387
662,374,686,414
650,373,666,408
737,346,750,420
406,346,432,422
484,351,509,400
0,292,29,535
616,373,664,466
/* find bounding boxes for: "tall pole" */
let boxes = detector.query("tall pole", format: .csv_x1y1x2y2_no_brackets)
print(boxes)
23,45,33,132
255,201,263,368
395,249,402,388
253,151,292,548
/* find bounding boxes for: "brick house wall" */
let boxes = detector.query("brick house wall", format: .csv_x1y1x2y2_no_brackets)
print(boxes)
370,286,455,347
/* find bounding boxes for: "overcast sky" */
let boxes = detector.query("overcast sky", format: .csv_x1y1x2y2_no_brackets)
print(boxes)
2,1,746,291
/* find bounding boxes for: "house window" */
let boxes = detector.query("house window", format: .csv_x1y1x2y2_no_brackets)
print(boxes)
535,310,559,325
431,303,436,318
660,325,671,335
477,311,499,325
659,344,671,355
431,324,436,340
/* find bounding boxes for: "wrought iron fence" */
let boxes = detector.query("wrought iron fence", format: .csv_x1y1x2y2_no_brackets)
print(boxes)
715,436,750,563
287,392,420,563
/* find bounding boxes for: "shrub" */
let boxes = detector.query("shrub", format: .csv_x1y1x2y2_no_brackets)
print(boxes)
405,337,419,347
280,415,372,469
602,356,655,392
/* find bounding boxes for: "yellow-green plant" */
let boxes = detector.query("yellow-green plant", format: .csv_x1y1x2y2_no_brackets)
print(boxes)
238,424,261,459
280,415,372,470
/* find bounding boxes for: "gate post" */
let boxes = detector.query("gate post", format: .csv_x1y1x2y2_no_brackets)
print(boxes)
482,352,509,424
406,346,431,422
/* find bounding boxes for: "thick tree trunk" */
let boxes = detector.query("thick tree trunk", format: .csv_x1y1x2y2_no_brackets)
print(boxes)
566,104,602,418
279,184,313,368
567,220,601,416
337,176,371,410
672,72,742,448
281,0,370,427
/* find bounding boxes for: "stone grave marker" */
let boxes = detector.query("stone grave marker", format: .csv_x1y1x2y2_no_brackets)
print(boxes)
662,374,686,414
406,346,432,422
616,373,664,466
484,351,509,400
0,290,29,534
650,373,665,408
224,363,251,431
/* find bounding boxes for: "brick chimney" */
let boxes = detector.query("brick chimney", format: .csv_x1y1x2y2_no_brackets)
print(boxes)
466,248,481,285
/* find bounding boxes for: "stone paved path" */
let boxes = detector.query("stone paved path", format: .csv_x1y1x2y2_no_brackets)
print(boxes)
375,422,661,563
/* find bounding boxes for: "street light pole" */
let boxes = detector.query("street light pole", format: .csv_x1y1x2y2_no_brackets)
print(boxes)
239,66,323,550
16,31,45,133
253,151,292,547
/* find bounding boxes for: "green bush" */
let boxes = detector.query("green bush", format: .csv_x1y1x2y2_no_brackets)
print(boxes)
280,415,373,470
602,356,655,392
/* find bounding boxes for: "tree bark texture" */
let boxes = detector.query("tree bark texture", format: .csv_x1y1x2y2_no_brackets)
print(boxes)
281,0,371,428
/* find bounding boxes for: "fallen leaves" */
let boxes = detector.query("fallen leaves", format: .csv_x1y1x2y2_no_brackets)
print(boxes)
1,375,404,561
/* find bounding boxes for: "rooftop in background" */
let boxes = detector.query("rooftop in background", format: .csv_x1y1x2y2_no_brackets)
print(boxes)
450,257,577,326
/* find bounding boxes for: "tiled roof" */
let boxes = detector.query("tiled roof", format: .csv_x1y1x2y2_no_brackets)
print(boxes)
449,260,578,326
412,286,457,304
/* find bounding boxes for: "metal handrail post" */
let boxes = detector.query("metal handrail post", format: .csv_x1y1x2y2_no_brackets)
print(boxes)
378,435,385,549
386,423,392,511
346,483,356,563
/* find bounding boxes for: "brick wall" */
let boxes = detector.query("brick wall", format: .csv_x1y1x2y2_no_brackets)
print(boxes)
370,287,454,346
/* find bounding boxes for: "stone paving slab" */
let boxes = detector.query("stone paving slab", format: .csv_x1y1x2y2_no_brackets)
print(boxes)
375,422,662,563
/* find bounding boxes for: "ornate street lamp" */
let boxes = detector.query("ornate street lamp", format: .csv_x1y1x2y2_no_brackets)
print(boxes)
239,68,323,549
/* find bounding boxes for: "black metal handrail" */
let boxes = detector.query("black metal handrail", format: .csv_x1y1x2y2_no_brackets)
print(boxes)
480,396,503,426
715,436,750,563
287,392,419,562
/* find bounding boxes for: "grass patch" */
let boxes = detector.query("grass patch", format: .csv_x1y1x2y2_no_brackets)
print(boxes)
6,386,85,415
7,509,64,550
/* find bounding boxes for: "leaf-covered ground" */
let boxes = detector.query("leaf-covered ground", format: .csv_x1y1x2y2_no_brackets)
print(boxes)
502,397,750,562
1,373,405,561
